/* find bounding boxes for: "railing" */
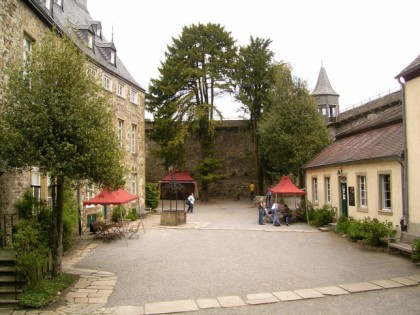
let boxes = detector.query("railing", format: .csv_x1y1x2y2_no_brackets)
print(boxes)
0,214,19,248
341,86,401,114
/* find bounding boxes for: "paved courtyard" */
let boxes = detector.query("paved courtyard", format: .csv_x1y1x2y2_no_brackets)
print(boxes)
3,198,420,315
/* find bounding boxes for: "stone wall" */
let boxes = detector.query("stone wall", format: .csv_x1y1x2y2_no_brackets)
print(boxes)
0,0,50,215
0,1,146,227
145,120,257,199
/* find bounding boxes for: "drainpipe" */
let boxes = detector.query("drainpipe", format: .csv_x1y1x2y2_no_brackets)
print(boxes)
397,77,408,231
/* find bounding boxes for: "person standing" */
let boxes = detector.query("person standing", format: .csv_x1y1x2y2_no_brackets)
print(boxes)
265,189,272,210
249,183,255,201
258,197,265,225
272,202,280,226
187,193,195,213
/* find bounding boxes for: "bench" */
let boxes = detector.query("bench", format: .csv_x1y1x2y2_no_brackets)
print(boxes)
388,232,420,256
139,206,152,218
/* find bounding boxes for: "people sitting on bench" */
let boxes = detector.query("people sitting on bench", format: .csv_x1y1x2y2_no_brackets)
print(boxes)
282,204,291,226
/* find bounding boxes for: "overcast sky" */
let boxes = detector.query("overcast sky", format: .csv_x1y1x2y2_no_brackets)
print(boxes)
87,0,420,118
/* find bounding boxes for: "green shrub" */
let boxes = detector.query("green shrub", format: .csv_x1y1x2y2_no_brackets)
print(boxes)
111,205,126,222
359,217,395,246
13,219,50,280
305,209,316,223
346,219,365,242
145,182,160,209
412,239,420,262
126,208,138,221
19,273,77,308
310,205,336,227
335,215,351,235
63,180,78,251
340,217,395,246
14,190,37,220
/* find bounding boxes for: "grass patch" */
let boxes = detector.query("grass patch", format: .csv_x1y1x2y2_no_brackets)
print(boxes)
19,273,77,309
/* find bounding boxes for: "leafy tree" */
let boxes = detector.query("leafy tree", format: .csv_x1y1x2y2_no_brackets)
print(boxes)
258,63,330,184
235,37,275,194
147,23,237,200
0,30,125,275
145,182,160,209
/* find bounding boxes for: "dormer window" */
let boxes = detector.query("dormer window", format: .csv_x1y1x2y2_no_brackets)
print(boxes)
110,50,116,65
96,27,101,37
87,32,94,49
45,0,52,11
56,0,63,7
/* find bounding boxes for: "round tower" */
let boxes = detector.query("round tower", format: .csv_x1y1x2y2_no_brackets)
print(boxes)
311,66,339,123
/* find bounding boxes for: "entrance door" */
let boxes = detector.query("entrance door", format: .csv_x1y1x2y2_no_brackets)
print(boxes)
340,177,348,217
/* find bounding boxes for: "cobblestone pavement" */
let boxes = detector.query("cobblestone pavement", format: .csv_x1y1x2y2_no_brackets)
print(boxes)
3,198,420,315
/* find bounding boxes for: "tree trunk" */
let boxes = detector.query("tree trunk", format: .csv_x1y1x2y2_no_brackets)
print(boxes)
201,181,209,202
52,176,64,275
251,112,264,195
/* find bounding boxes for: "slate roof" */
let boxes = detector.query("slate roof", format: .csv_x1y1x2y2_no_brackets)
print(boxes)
304,106,403,169
396,53,420,82
311,66,339,96
25,0,144,91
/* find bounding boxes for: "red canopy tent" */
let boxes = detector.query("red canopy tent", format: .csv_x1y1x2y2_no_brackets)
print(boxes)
269,175,305,195
159,171,199,199
83,188,139,224
269,176,307,223
83,188,139,205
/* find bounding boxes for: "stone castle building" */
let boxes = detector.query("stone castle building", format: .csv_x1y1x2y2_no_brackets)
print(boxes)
146,66,402,199
0,0,146,229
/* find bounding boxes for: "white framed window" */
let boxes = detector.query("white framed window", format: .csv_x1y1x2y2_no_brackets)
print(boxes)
324,177,331,204
379,174,391,211
322,108,326,116
131,174,137,195
102,74,112,91
23,36,32,66
312,177,318,203
56,0,63,7
87,67,97,79
131,124,137,153
85,183,95,208
118,119,124,149
130,88,139,104
31,168,41,201
86,183,95,200
45,0,51,11
117,82,125,97
358,175,368,208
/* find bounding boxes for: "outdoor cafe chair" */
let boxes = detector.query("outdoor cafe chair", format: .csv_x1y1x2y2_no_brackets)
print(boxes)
126,221,141,239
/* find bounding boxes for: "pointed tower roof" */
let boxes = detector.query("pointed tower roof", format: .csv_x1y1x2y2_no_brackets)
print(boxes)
312,66,339,96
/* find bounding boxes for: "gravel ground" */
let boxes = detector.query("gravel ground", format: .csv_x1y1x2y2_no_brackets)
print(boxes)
75,198,420,311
